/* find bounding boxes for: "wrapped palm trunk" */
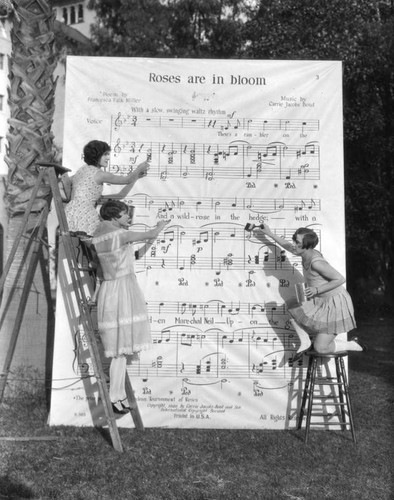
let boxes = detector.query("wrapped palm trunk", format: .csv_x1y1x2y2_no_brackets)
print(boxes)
0,0,57,397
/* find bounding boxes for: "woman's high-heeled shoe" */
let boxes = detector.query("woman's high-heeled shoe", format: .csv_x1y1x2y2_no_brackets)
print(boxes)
120,398,131,411
112,401,129,415
350,336,368,352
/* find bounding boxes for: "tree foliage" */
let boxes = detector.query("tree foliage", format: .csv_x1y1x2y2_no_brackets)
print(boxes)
88,0,245,57
242,0,394,311
89,0,394,312
87,0,171,56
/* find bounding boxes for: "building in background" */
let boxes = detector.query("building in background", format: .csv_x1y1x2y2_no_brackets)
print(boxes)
52,0,94,157
52,0,95,39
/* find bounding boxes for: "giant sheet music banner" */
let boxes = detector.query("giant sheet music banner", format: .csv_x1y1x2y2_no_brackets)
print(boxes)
49,57,345,429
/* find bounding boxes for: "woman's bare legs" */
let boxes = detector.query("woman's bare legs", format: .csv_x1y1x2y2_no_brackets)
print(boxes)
290,319,312,354
314,333,363,353
109,355,127,404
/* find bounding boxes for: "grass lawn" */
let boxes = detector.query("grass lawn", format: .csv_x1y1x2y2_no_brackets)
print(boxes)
0,316,393,500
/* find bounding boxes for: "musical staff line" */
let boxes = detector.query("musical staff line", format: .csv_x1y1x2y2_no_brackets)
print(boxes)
112,113,320,133
111,139,319,158
128,356,300,381
138,253,302,273
148,299,287,318
103,194,321,215
151,326,293,348
109,139,320,181
131,225,322,273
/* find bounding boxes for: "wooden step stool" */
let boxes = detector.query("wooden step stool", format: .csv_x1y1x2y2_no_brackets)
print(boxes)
297,350,356,443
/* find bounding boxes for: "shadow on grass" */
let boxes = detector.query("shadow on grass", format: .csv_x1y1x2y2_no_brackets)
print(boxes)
0,475,35,499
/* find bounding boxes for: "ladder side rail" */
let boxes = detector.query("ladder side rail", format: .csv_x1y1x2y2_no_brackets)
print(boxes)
0,169,47,296
0,217,42,330
47,168,124,452
0,205,49,401
125,372,144,430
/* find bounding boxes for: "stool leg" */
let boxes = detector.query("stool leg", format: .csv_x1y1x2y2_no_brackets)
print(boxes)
304,357,318,443
339,356,357,443
297,355,313,430
335,357,347,431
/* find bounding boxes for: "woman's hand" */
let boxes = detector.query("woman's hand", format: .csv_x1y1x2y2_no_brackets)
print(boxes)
133,161,150,179
252,222,272,237
260,224,277,239
156,220,170,231
305,286,319,299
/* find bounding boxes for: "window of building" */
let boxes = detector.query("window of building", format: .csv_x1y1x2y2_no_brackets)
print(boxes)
62,7,68,24
78,4,84,23
0,54,4,70
70,5,76,24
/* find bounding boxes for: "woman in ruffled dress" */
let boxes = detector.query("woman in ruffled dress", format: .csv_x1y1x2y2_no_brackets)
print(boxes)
92,199,168,414
65,140,149,237
254,224,366,360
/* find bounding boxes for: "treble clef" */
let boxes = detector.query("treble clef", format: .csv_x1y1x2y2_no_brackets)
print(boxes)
114,112,123,130
113,138,122,156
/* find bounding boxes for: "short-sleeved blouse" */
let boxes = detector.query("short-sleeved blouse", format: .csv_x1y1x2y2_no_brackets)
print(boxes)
65,165,103,235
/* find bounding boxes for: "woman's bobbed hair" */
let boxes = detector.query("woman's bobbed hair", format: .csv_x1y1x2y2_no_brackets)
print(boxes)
83,140,111,166
100,199,133,221
292,227,319,249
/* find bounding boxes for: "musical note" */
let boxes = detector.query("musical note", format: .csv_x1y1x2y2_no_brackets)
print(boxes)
196,231,209,244
161,230,175,243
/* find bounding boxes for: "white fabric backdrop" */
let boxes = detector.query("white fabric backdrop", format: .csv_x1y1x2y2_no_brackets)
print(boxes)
49,57,345,429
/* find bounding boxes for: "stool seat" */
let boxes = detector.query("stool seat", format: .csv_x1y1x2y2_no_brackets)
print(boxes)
305,350,348,358
298,350,356,443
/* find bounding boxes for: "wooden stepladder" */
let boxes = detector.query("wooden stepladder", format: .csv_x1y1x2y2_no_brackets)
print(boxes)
0,163,143,452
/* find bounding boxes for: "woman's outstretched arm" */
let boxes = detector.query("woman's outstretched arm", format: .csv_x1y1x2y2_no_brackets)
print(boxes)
253,223,295,253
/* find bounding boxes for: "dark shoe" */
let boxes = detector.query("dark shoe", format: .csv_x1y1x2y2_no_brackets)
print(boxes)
112,401,129,415
350,336,368,352
120,398,131,411
292,346,312,362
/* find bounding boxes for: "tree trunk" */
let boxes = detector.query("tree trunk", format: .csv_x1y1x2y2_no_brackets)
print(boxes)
0,0,57,398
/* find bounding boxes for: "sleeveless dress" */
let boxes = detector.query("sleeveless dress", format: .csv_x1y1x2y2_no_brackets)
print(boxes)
65,165,103,236
288,253,356,335
92,222,152,358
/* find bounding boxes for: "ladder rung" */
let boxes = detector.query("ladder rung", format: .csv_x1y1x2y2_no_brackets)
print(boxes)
312,381,346,386
311,395,342,400
70,266,94,272
21,234,51,248
312,400,347,404
308,421,349,426
310,412,344,418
